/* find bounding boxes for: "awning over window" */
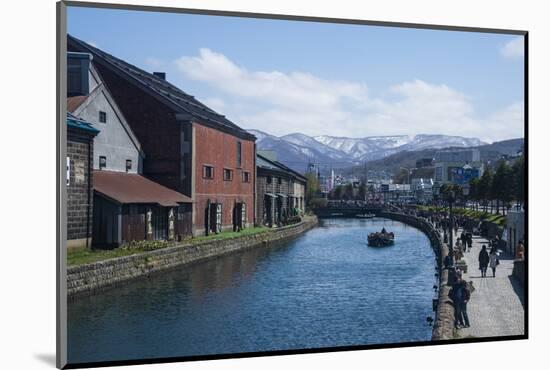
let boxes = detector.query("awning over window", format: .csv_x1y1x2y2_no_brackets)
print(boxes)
94,170,193,207
265,193,277,198
276,193,288,198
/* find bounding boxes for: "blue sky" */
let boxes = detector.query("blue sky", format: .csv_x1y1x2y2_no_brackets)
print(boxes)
68,6,525,142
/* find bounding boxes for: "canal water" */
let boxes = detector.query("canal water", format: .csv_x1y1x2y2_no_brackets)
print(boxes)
67,218,436,364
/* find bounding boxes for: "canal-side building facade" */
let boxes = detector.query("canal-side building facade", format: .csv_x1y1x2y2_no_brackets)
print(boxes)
66,112,99,249
68,35,256,236
67,51,193,247
256,153,306,227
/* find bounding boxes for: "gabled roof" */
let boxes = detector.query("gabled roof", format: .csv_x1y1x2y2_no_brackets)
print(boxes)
67,34,256,141
67,112,99,135
67,95,87,113
257,153,307,183
69,74,144,157
94,170,193,207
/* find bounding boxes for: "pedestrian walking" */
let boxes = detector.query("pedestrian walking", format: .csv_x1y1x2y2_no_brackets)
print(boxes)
448,271,471,329
467,233,473,252
460,232,467,252
489,246,499,278
478,245,490,277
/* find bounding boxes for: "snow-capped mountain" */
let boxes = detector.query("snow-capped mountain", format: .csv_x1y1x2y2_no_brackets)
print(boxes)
247,129,487,172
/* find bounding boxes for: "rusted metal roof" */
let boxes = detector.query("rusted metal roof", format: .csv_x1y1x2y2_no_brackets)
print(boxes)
94,170,192,206
67,95,88,113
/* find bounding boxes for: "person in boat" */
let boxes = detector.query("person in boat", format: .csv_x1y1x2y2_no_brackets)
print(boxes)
381,227,387,234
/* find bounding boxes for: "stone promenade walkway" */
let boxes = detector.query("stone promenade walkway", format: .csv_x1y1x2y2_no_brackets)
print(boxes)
455,229,525,338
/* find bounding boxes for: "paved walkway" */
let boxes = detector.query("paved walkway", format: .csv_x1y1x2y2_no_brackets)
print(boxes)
454,229,525,338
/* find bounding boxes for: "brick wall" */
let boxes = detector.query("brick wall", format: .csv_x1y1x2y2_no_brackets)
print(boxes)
67,129,94,248
194,123,255,234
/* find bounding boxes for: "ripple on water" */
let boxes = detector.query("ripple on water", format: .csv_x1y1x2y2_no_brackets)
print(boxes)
68,217,436,363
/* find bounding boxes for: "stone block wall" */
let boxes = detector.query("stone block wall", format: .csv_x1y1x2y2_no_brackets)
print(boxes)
67,129,94,248
68,216,318,297
381,212,455,340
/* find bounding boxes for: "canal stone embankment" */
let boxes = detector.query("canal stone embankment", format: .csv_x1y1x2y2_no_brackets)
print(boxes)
67,216,318,297
380,212,455,340
68,216,437,363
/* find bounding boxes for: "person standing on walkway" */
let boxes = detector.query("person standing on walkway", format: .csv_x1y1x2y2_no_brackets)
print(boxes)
449,271,471,329
478,245,490,277
489,246,499,278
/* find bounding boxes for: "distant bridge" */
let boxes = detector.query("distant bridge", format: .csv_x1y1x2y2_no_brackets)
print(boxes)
313,206,385,218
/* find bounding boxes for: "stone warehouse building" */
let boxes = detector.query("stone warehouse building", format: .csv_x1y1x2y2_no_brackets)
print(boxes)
256,153,307,227
68,35,256,236
66,112,99,249
67,52,193,247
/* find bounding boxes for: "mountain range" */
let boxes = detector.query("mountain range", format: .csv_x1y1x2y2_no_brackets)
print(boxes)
341,138,524,179
248,129,488,172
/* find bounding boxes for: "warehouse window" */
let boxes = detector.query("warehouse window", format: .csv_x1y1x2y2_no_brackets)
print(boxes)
126,159,132,172
237,141,242,168
99,111,107,123
203,165,214,179
99,156,107,170
224,168,233,181
242,171,250,183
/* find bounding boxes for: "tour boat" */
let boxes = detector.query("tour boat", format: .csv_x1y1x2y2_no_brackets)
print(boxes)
367,231,395,247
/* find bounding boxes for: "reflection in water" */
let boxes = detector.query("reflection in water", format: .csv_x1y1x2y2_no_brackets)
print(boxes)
68,218,436,364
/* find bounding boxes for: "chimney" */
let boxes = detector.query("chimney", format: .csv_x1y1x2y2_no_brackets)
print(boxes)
153,72,166,80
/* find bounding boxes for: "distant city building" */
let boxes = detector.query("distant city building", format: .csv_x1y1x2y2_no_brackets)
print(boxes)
415,158,434,168
411,178,434,201
434,148,484,185
435,148,481,163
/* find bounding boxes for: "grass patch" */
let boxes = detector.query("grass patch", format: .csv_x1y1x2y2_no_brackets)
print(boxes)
67,247,148,267
419,206,507,226
188,226,270,244
67,226,271,267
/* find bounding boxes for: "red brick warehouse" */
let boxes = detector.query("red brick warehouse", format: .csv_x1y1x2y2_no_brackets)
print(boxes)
68,35,256,236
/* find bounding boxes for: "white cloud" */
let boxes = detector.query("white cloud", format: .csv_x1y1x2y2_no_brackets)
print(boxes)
482,101,525,142
174,48,523,141
175,48,369,111
500,37,524,59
